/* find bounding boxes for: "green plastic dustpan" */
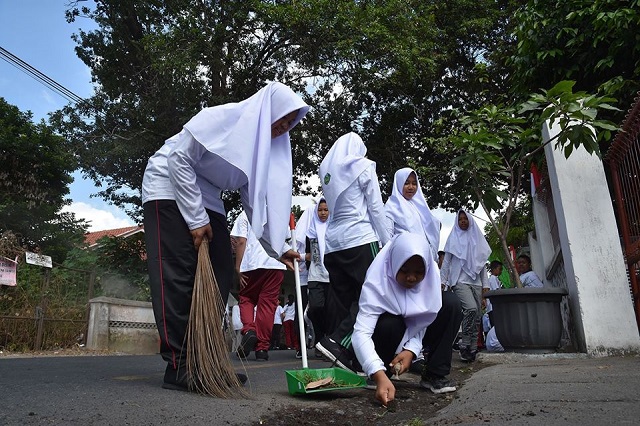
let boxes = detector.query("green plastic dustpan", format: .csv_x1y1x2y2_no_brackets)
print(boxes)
285,367,367,395
285,215,366,395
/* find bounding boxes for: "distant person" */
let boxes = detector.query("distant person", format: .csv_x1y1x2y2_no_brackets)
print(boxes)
305,197,331,358
440,210,491,362
270,299,284,350
483,260,504,327
231,304,243,352
385,167,441,261
316,132,390,373
231,211,286,362
517,254,544,287
282,295,298,350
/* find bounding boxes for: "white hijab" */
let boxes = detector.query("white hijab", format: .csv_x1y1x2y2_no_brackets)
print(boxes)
183,81,310,252
361,233,442,344
385,168,441,254
318,132,373,210
306,195,329,260
443,209,491,279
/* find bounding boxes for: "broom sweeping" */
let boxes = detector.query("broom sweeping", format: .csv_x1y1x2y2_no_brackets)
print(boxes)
185,237,249,398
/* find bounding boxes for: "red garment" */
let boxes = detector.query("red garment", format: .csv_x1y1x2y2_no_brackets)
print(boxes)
283,319,299,349
239,269,284,351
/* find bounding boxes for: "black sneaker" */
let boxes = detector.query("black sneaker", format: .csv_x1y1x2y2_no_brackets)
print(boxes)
255,349,269,361
315,337,354,372
162,363,190,391
409,359,425,375
295,350,302,359
237,330,257,359
314,348,325,358
420,374,457,394
459,347,475,362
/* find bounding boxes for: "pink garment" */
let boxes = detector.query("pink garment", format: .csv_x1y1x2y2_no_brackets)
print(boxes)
239,269,284,351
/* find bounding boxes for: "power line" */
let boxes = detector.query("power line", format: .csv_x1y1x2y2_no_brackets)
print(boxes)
0,45,85,105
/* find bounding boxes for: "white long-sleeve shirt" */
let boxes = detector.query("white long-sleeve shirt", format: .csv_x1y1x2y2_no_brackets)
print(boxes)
324,166,390,254
440,252,489,289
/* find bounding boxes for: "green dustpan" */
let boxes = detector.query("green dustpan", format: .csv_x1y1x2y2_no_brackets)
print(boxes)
285,367,366,395
284,215,366,396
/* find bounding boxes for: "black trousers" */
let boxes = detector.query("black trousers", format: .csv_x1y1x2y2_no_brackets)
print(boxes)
371,291,463,377
143,200,233,369
307,280,329,344
293,285,309,350
323,242,379,348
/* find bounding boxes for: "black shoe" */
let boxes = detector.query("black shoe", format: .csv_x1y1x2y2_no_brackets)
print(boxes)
295,350,302,359
255,349,269,361
420,374,457,394
459,347,476,362
409,359,426,375
315,337,354,372
162,363,190,391
237,330,257,359
314,347,324,358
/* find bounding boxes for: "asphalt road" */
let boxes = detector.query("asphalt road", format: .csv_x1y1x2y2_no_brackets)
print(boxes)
0,349,327,425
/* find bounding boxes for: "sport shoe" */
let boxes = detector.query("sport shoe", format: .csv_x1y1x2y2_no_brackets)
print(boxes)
315,337,355,372
162,363,190,391
237,330,257,359
295,350,302,359
314,348,325,359
420,374,457,394
409,359,425,375
459,347,475,362
255,349,269,361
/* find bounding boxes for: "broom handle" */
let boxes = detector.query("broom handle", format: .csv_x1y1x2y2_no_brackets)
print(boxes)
290,214,309,369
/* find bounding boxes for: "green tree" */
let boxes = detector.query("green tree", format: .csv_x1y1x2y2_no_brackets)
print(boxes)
510,0,640,125
53,0,518,217
0,98,88,262
430,81,618,286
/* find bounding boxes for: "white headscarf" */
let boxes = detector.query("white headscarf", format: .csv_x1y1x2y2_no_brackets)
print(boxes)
306,195,329,260
361,233,442,345
443,209,491,279
183,82,310,251
385,167,441,254
294,202,314,252
318,132,373,210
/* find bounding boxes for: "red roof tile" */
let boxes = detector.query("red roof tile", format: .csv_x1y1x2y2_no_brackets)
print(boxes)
84,225,144,247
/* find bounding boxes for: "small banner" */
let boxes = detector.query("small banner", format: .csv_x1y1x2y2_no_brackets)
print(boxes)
0,256,18,287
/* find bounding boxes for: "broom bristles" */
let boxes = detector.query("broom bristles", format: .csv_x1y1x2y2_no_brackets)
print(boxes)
185,238,250,398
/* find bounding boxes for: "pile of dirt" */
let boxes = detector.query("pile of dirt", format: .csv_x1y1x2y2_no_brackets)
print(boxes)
254,358,490,426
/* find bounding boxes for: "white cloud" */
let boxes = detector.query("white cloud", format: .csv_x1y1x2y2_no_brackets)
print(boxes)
62,202,135,232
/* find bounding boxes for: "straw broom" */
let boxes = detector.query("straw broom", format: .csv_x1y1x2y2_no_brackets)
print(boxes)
185,237,249,398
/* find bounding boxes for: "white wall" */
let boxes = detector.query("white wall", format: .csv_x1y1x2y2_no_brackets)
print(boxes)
541,121,640,355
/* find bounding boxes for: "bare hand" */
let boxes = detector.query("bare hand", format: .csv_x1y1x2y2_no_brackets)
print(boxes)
390,350,414,377
372,371,395,406
190,224,213,250
278,249,301,270
238,272,248,289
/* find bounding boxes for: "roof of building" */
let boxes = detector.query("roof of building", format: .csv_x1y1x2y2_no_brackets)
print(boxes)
84,225,144,247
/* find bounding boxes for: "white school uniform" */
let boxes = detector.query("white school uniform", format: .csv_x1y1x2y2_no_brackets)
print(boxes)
306,196,330,283
319,132,389,254
440,209,491,289
385,167,441,261
520,270,544,287
142,81,310,257
230,211,285,272
352,233,442,378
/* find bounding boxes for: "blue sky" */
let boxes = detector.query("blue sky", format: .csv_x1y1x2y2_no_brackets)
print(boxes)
0,0,135,231
0,1,480,244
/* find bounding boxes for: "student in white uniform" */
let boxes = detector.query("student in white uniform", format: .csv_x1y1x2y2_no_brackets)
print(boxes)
385,167,441,261
293,204,313,358
142,82,309,391
517,254,544,287
231,211,286,361
352,233,459,407
440,210,491,363
304,197,331,358
315,132,390,372
385,167,462,376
